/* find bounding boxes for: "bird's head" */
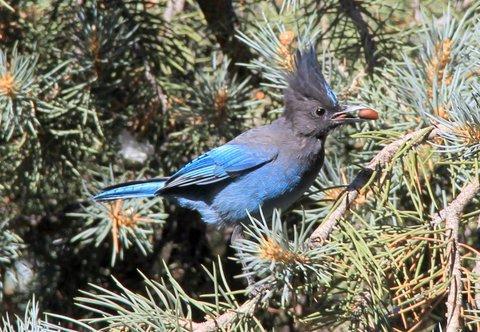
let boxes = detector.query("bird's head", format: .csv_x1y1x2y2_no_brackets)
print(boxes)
283,47,376,138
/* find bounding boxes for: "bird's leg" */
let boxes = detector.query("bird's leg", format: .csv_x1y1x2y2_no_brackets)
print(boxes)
231,225,256,288
231,225,270,297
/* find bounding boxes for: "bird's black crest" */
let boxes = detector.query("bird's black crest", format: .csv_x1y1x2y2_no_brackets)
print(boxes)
285,46,338,108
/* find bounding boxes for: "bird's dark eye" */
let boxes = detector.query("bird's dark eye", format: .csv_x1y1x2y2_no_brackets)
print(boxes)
314,107,326,117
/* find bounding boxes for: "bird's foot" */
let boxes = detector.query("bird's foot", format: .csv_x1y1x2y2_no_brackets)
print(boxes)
231,225,263,294
248,283,270,298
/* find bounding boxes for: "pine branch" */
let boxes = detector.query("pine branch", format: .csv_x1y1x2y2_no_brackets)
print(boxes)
188,296,259,332
309,126,439,245
431,180,480,226
430,178,480,331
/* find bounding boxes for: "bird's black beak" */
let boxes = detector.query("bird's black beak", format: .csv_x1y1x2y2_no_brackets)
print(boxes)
331,105,378,126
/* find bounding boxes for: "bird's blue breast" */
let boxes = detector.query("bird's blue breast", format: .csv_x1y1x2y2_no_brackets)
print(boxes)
209,152,323,225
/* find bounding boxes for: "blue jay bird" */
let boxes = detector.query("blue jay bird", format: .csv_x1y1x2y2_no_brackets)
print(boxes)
94,47,376,226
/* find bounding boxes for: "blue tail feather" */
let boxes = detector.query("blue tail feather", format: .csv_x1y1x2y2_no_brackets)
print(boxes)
93,178,168,202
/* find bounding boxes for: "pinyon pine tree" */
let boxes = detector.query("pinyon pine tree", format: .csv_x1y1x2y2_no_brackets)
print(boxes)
1,0,480,331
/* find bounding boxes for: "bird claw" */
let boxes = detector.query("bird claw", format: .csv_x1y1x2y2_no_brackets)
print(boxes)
249,283,269,298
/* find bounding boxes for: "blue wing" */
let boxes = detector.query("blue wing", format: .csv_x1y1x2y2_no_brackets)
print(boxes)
161,144,278,190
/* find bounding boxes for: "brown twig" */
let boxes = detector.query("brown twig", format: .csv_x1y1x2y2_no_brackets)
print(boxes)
339,0,378,73
475,214,480,310
309,127,438,245
144,61,168,115
163,0,185,22
196,0,253,69
430,179,480,331
185,296,259,332
430,180,480,227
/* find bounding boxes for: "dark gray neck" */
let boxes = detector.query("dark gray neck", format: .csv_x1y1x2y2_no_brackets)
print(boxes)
279,114,328,140
273,116,325,163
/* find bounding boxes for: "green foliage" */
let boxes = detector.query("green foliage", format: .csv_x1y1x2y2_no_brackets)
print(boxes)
168,55,259,158
0,46,38,140
69,168,167,266
0,221,23,267
52,260,262,331
233,210,335,305
1,297,57,332
391,6,480,156
2,0,480,331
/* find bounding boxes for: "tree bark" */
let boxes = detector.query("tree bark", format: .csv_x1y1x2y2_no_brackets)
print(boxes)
196,0,253,70
339,0,378,73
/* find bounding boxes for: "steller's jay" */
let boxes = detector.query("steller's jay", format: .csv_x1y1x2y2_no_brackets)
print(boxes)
93,47,377,226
